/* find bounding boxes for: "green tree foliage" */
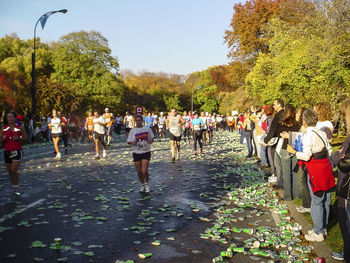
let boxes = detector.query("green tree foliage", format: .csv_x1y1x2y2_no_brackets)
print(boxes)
123,71,187,113
0,31,126,118
51,31,125,113
245,0,350,117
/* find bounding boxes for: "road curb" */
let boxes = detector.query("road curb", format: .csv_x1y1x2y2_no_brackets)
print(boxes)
274,189,337,263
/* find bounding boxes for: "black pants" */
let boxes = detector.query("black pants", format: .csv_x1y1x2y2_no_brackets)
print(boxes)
338,206,350,263
115,124,122,135
183,128,191,142
193,130,203,151
61,132,68,148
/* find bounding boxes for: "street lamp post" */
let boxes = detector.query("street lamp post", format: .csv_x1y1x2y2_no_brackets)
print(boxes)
31,9,67,116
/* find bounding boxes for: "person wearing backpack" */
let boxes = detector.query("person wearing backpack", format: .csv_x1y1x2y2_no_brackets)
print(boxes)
287,109,335,242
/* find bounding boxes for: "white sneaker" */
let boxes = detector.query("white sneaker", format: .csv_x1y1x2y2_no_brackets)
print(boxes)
176,152,180,160
296,206,310,213
12,185,20,197
55,152,61,159
95,153,100,159
308,229,327,236
139,184,145,193
268,175,277,183
102,150,106,158
144,183,150,193
305,230,324,242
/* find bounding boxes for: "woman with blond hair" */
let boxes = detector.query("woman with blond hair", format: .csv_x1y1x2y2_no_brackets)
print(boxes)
330,99,350,262
314,102,334,142
240,111,254,158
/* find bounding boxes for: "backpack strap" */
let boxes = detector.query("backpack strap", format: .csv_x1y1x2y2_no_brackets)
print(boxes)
312,130,327,147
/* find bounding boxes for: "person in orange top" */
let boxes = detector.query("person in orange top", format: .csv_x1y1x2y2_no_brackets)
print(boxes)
85,111,95,143
226,114,235,132
103,108,114,145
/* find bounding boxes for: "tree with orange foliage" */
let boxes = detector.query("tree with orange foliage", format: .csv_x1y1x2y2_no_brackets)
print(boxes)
0,68,30,117
224,0,280,62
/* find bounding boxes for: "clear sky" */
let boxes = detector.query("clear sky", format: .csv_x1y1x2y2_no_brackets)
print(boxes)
0,0,241,75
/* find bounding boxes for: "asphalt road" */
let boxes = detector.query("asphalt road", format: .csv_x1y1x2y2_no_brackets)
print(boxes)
0,131,318,263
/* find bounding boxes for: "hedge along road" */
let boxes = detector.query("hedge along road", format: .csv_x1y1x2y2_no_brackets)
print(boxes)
0,131,316,263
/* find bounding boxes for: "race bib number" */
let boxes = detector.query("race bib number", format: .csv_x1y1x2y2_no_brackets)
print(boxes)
170,127,181,136
9,151,18,158
194,125,200,131
137,141,147,151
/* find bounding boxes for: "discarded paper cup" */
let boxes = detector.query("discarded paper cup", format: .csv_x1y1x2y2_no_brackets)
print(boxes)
233,247,244,253
54,238,61,250
220,251,233,258
212,256,223,263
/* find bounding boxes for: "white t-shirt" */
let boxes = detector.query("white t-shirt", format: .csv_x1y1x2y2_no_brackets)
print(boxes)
199,116,208,130
116,117,123,124
125,115,134,128
93,116,106,134
316,121,334,141
51,117,62,134
127,126,154,154
296,127,332,161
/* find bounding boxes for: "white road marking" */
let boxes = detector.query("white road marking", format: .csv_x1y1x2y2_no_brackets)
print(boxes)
0,199,46,224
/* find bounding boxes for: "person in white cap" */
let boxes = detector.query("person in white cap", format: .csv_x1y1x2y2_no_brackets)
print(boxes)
103,108,114,145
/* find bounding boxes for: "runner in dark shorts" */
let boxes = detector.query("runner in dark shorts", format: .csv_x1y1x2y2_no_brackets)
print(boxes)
127,115,155,193
1,111,28,197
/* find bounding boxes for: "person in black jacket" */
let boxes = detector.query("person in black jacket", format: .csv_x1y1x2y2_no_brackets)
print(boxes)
330,98,350,263
263,99,284,186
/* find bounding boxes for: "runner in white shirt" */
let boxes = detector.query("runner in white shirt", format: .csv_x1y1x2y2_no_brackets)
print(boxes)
48,109,62,159
93,111,107,159
127,115,154,193
124,112,134,138
200,111,209,143
158,112,166,140
182,110,192,145
216,115,223,131
152,112,158,137
166,108,186,161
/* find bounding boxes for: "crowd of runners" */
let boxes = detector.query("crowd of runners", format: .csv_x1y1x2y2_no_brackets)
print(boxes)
0,107,240,195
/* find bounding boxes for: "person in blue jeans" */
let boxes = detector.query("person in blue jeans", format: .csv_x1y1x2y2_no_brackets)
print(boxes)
330,98,350,263
287,109,334,242
240,111,254,158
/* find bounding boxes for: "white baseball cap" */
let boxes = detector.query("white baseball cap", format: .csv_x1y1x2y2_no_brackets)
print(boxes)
105,108,109,111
